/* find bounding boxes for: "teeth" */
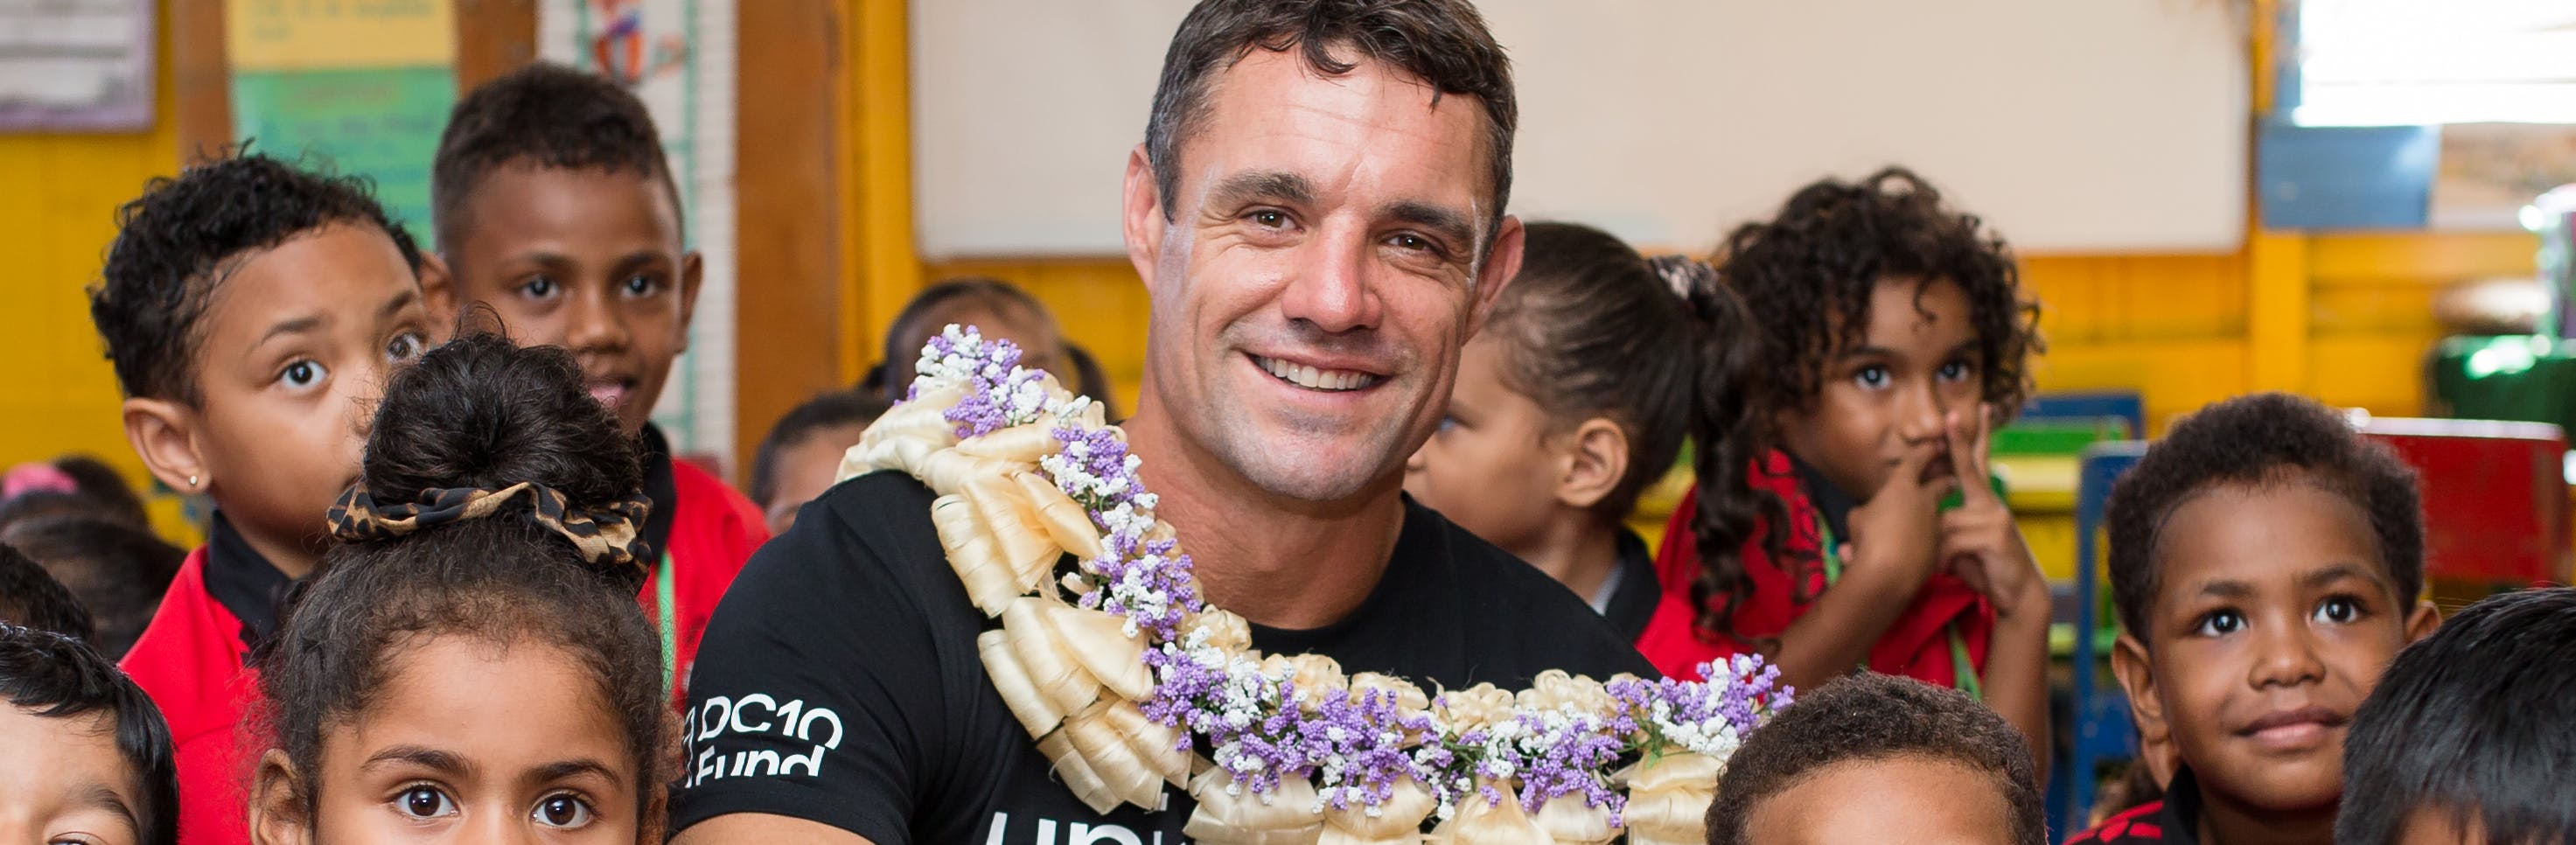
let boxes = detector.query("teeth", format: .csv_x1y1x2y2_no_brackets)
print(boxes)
1256,356,1380,392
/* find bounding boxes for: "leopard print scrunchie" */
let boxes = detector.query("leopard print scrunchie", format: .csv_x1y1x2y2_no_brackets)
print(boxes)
327,481,654,580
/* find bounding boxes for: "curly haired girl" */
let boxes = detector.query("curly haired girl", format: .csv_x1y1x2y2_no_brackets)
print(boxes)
1635,167,2049,770
248,333,669,843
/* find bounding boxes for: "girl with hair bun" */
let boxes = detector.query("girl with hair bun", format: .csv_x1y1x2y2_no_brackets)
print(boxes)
1404,220,1765,640
247,333,668,843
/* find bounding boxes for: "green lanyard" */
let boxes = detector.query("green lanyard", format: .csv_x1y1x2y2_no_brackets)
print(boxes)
655,552,679,695
1816,520,1983,700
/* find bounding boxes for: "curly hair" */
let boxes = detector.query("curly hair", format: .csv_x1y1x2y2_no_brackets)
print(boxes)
1146,0,1513,236
1695,166,2041,639
90,151,423,404
431,62,680,251
2339,587,2576,845
2105,392,2425,640
0,624,178,845
257,333,667,836
2,518,184,660
1705,673,2044,845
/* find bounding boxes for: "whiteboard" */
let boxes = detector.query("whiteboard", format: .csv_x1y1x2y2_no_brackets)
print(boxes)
911,1,2249,258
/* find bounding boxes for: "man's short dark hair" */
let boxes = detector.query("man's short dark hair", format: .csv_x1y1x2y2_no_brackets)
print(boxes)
1705,673,2045,845
0,624,178,845
2106,392,2424,639
1145,0,1515,236
2338,587,2576,845
0,543,95,643
750,390,890,506
90,152,424,403
431,61,681,252
3,517,185,660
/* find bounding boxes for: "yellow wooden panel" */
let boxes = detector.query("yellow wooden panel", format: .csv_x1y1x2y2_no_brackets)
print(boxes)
2308,231,2538,285
0,3,185,543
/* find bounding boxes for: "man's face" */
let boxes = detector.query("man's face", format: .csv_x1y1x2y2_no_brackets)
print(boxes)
1123,45,1523,503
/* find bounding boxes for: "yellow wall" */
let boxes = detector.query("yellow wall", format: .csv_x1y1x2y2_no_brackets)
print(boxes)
0,15,178,489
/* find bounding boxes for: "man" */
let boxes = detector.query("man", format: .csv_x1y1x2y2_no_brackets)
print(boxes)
670,2,1655,842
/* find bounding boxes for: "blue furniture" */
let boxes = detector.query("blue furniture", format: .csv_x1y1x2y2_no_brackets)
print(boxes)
2024,390,2146,440
2056,440,2151,836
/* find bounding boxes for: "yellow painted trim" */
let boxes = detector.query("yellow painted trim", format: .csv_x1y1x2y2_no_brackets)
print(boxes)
843,0,921,380
2247,229,2309,391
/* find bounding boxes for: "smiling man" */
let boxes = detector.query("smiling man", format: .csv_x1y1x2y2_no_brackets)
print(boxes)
668,2,1654,842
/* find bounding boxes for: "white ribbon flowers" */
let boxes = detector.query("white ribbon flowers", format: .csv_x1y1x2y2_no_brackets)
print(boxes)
846,326,1795,841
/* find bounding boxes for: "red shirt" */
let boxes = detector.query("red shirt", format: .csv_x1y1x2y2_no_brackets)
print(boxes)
1633,450,1990,686
646,449,769,696
119,517,277,845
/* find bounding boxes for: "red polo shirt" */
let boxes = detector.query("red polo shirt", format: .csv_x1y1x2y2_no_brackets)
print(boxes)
118,515,278,845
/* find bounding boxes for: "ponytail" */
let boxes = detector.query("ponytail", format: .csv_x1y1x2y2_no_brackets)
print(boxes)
1649,256,1796,645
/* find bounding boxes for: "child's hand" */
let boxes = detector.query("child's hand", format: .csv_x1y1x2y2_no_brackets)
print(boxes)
1841,436,1950,594
1937,403,2048,618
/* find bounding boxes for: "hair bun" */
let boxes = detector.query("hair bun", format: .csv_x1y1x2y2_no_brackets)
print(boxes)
360,332,642,521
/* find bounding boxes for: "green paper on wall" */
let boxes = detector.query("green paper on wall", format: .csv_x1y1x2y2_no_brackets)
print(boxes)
230,66,455,243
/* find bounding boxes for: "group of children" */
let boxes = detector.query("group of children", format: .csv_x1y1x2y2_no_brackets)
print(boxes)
1,56,2573,845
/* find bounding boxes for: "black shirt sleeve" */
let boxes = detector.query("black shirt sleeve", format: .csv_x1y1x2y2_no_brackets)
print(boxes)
668,473,952,844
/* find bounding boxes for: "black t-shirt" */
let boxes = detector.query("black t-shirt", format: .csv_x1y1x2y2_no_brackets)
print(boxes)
672,471,1656,843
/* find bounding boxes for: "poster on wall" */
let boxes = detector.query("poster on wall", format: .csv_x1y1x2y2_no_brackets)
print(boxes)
225,0,457,242
539,0,738,469
0,0,154,131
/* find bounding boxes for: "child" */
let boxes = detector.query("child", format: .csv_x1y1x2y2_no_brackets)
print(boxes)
1404,221,1756,639
0,455,152,533
1636,168,2051,766
0,543,96,642
749,389,889,535
248,333,668,844
1703,672,2046,845
89,152,440,845
2336,587,2576,845
0,623,179,845
2069,392,2440,845
860,276,1118,416
4,514,188,660
429,62,766,695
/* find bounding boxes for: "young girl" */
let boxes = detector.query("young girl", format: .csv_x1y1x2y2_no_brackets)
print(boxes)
1404,220,1761,640
248,334,668,843
1633,168,2050,767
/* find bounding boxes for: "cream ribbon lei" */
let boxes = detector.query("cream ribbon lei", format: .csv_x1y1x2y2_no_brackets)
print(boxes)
837,327,1786,844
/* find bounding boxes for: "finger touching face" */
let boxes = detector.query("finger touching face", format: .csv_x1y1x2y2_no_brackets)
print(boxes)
1133,45,1503,503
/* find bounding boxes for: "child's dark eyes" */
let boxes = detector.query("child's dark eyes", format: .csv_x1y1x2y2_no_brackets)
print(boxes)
394,785,457,820
1937,360,1976,382
2192,608,2245,637
1853,365,1891,389
2314,595,2363,625
519,276,560,299
1435,415,1460,434
280,360,326,390
532,793,596,828
620,274,662,297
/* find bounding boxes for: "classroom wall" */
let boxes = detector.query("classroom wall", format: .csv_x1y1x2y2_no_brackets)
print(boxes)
0,2,177,488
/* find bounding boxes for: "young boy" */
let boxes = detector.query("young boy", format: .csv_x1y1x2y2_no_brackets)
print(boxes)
2336,587,2576,845
429,62,765,693
1703,672,2046,845
0,624,178,845
4,515,188,660
90,153,439,845
2071,392,2440,845
749,389,887,535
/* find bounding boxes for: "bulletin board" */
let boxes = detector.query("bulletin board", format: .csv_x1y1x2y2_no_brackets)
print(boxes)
539,0,739,467
911,0,2252,257
225,0,457,242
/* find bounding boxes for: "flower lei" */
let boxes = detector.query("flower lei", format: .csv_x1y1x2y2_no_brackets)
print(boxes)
840,325,1792,844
